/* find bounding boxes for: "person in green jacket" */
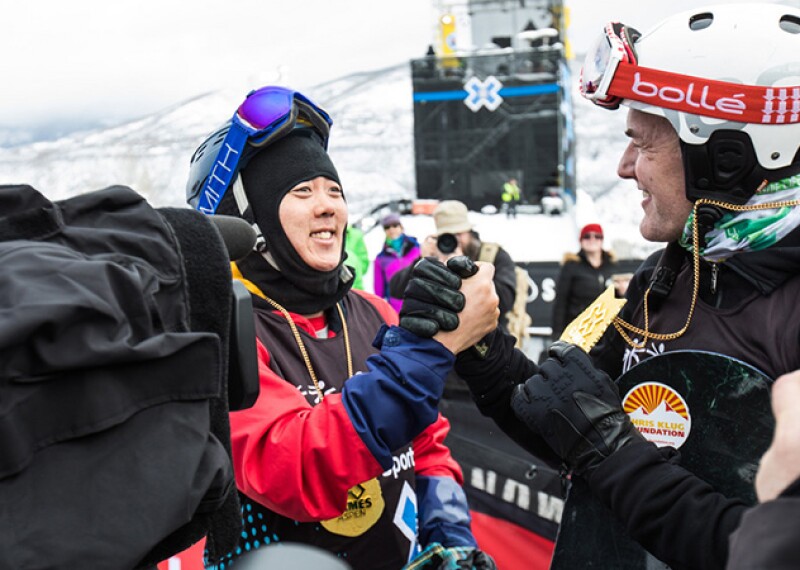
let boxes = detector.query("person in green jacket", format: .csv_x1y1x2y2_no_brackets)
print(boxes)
345,225,370,290
501,178,521,219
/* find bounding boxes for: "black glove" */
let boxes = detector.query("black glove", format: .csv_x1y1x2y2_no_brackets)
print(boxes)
456,549,497,570
510,341,645,477
399,256,478,338
428,547,497,570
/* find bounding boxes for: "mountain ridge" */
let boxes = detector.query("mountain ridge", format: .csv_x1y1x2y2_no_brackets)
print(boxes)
0,61,657,259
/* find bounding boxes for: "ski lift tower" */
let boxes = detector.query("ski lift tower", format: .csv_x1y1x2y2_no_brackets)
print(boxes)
410,0,575,212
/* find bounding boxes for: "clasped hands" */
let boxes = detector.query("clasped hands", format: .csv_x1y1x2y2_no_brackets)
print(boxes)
399,256,499,355
399,259,643,476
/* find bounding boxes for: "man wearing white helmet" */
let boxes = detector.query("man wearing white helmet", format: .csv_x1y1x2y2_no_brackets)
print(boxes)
398,3,800,569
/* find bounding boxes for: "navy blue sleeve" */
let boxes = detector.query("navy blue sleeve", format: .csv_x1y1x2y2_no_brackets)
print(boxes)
341,325,454,469
416,475,477,548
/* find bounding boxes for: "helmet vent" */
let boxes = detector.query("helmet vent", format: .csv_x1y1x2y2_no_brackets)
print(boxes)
688,12,714,31
779,15,800,34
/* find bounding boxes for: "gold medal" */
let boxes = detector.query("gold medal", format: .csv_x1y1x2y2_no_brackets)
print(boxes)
320,478,385,537
238,271,384,537
560,286,626,352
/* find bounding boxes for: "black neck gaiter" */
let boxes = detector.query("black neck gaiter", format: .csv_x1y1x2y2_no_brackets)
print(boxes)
238,251,353,315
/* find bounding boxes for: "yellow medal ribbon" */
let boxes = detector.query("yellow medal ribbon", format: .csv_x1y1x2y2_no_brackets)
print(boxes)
560,286,627,352
320,478,385,537
231,262,385,536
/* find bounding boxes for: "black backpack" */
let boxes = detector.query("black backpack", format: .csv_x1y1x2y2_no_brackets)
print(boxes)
0,184,257,569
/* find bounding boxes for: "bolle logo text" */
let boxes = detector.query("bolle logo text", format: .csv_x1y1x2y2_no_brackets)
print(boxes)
631,72,745,116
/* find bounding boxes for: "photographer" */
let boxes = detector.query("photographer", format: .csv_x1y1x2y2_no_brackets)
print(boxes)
390,200,517,333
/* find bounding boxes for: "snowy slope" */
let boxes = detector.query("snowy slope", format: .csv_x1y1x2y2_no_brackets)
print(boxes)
0,64,417,214
0,60,659,264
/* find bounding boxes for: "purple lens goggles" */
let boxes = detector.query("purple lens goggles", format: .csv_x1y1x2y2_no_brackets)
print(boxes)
236,86,332,148
194,86,332,215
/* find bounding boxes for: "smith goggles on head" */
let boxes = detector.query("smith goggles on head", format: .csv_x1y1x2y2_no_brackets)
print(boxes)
192,86,332,215
580,21,800,125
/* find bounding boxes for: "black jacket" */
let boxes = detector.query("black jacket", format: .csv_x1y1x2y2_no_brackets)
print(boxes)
551,250,617,338
456,227,800,570
592,229,800,380
727,478,800,569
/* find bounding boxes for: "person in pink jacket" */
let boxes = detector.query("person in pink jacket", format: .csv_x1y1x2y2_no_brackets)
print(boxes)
373,213,420,312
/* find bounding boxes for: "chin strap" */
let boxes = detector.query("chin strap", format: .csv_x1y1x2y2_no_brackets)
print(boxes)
231,174,265,252
694,203,724,250
647,241,683,306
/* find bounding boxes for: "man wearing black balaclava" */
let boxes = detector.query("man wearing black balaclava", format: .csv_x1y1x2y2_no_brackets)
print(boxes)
200,122,500,570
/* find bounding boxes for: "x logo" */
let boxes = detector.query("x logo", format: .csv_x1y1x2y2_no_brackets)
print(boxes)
464,75,504,112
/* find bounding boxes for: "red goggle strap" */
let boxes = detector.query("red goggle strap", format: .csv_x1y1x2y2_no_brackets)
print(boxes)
609,63,800,125
613,23,640,66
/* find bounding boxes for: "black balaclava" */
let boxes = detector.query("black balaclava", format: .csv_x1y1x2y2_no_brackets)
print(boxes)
236,129,353,314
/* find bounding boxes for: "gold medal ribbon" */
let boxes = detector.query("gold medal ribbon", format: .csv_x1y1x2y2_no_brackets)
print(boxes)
230,263,384,537
560,286,626,352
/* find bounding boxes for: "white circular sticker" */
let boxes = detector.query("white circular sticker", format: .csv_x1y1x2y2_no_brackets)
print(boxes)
623,382,692,449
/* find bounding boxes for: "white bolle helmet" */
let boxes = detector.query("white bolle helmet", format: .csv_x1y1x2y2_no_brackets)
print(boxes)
582,3,800,204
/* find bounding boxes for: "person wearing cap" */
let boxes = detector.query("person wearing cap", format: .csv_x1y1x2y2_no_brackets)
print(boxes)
431,201,517,332
390,200,518,334
186,87,500,570
395,4,800,569
373,213,420,312
550,223,618,339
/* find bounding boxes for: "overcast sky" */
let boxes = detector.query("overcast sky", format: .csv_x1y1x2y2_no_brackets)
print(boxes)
0,0,784,131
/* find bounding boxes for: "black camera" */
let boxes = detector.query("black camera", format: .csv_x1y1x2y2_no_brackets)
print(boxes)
437,232,458,254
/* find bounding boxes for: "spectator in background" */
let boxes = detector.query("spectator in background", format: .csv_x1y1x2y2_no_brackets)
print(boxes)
432,202,516,332
373,213,420,312
501,178,521,219
390,200,518,334
345,225,370,290
550,223,618,338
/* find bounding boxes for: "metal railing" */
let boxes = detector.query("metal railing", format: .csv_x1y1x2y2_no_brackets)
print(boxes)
411,45,563,84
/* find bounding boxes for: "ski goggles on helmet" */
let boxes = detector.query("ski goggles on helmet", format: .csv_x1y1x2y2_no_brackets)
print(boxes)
580,22,641,109
193,86,332,215
581,21,800,125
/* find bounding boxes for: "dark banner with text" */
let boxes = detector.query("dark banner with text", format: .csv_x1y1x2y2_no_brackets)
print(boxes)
518,258,644,333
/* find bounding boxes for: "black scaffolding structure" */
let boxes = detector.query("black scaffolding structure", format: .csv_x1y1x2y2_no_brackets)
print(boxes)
410,7,575,211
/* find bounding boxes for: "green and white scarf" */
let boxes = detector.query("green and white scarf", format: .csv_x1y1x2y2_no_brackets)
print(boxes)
679,175,800,262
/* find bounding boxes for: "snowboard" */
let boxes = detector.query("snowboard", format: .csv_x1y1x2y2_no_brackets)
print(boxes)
549,350,775,570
